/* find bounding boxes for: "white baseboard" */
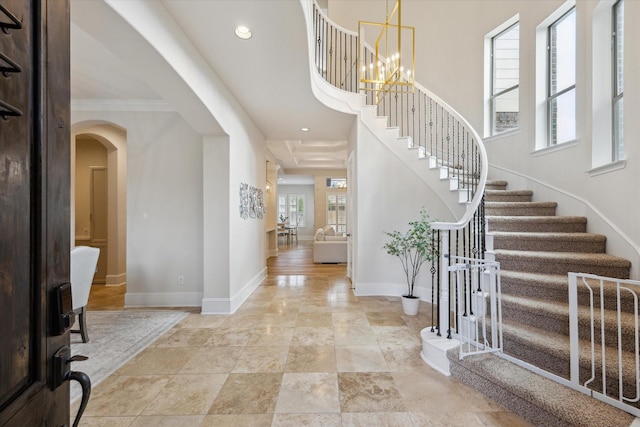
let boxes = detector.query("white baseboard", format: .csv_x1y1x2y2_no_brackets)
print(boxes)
124,291,203,307
201,267,267,314
354,281,433,303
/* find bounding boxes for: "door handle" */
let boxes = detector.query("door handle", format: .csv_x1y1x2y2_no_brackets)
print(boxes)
52,346,91,427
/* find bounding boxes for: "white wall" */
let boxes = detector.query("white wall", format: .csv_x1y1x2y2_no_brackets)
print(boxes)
354,121,451,300
72,110,205,306
329,0,640,278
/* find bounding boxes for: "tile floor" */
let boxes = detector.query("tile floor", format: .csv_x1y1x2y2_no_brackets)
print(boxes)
74,272,533,426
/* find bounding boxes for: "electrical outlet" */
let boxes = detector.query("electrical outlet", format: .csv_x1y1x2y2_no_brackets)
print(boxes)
178,275,184,285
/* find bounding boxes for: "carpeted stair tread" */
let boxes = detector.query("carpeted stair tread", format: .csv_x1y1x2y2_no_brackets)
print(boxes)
492,231,606,253
499,271,637,311
501,294,639,350
447,352,635,427
486,180,508,190
486,201,558,216
487,215,588,233
485,190,533,202
495,249,631,278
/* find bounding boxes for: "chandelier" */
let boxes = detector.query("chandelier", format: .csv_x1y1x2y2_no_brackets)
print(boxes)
358,0,415,103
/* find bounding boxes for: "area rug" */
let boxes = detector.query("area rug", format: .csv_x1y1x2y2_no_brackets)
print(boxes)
69,310,188,402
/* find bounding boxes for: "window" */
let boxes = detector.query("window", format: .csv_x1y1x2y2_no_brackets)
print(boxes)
490,22,519,135
548,7,576,145
612,0,624,161
327,193,346,234
283,194,305,227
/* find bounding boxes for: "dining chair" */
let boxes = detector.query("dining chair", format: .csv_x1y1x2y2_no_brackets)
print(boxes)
70,246,100,343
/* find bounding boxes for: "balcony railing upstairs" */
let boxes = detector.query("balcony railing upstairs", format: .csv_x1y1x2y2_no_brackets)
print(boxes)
308,1,490,340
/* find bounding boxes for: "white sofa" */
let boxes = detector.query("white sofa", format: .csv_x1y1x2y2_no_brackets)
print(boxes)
313,225,347,263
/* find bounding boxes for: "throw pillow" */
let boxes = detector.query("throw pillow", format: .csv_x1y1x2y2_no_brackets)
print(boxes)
315,228,325,241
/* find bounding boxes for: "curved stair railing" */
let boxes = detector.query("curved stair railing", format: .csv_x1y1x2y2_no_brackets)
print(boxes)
306,1,491,341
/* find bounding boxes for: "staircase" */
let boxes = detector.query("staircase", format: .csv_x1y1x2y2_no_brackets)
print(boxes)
448,180,637,426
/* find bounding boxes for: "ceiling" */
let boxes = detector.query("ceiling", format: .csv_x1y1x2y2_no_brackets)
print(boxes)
70,0,355,177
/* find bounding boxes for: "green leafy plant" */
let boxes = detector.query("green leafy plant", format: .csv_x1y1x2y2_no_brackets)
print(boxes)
383,208,435,298
279,214,288,223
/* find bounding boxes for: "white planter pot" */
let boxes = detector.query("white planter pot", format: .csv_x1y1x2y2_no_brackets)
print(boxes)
401,295,420,315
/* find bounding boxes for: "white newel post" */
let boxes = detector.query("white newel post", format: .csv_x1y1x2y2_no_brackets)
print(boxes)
439,229,450,337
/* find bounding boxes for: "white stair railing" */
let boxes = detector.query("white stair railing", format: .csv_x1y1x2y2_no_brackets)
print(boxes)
568,272,640,417
449,256,502,359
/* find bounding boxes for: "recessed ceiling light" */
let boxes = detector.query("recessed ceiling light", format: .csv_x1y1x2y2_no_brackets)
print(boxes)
301,127,310,132
234,25,252,40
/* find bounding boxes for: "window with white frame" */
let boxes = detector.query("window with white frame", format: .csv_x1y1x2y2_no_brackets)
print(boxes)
326,192,346,234
284,194,305,227
490,22,520,135
612,0,624,161
548,7,576,146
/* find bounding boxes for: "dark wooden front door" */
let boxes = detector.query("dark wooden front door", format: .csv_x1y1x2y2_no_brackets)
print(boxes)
0,0,71,425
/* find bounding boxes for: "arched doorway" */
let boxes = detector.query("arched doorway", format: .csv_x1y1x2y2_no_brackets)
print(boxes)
71,122,127,296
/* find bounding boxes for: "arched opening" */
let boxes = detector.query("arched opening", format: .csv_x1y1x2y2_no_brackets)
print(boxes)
71,122,127,305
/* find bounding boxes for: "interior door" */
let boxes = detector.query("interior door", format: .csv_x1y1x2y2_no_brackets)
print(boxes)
0,0,71,425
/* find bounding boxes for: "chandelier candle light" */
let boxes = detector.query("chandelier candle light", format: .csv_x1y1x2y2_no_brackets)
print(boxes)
359,0,415,103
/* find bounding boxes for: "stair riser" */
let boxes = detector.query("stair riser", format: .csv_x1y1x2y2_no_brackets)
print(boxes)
493,237,605,253
496,257,630,278
488,219,587,233
486,206,557,216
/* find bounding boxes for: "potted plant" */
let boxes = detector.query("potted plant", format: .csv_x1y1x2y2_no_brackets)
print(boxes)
383,208,435,315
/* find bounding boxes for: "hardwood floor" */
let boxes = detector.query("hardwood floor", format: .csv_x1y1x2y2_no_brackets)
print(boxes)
87,240,346,310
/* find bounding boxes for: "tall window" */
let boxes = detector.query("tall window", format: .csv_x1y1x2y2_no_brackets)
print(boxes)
277,194,305,227
491,22,519,135
548,7,576,145
612,0,624,161
326,193,346,234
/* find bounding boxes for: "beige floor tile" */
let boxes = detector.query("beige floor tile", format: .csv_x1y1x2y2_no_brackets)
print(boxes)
409,411,486,426
75,417,136,427
208,373,283,414
373,325,422,347
291,326,335,346
203,328,255,347
333,324,378,346
177,314,227,329
337,372,405,413
275,372,340,413
152,328,214,348
179,346,243,374
341,412,414,427
247,327,294,346
141,374,227,415
271,413,342,426
115,347,196,375
476,411,535,427
295,312,333,327
83,375,171,417
231,346,289,373
128,415,205,426
381,344,425,372
285,345,337,372
335,345,389,372
332,312,370,326
200,414,273,426
366,311,407,326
